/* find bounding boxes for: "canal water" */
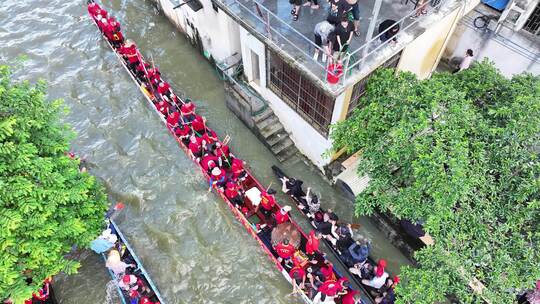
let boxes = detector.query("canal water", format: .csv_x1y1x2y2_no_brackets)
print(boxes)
0,0,410,303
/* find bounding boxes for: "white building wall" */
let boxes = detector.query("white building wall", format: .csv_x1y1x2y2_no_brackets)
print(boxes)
239,28,346,169
156,0,241,62
443,7,540,77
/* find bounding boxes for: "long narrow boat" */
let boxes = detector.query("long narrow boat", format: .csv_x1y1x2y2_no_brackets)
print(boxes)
101,219,166,304
271,165,381,303
87,2,369,303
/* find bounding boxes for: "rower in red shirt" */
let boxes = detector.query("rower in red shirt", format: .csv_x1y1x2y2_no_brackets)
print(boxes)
201,154,219,173
147,67,161,87
157,81,172,99
274,238,295,262
231,158,247,181
320,261,336,281
136,62,151,83
155,99,169,116
275,205,291,224
202,129,218,146
191,115,206,135
104,18,121,42
174,124,191,145
214,143,231,167
225,181,244,208
341,289,359,304
289,265,306,292
119,41,139,71
108,17,121,32
256,189,276,217
305,230,322,255
166,110,180,129
317,278,343,300
180,100,196,122
88,2,103,18
97,16,109,32
188,135,204,160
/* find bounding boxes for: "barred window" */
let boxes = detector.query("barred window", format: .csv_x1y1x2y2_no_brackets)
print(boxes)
267,52,335,136
523,4,540,36
347,51,402,117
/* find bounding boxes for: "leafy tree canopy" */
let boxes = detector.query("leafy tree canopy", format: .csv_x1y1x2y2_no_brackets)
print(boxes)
331,62,540,303
0,65,108,303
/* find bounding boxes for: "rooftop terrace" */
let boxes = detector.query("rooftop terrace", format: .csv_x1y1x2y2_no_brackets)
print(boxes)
216,0,461,95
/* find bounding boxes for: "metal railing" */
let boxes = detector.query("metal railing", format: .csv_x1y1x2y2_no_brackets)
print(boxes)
342,0,455,84
219,0,459,88
219,0,328,79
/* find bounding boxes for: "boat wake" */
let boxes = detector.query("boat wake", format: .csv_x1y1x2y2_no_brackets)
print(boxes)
103,280,121,304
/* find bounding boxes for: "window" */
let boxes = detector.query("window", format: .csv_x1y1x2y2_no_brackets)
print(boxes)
347,51,402,117
267,51,335,136
250,50,260,85
523,4,540,36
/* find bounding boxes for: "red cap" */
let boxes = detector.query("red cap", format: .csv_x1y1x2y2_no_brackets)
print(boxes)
393,275,400,284
378,259,387,268
122,275,131,284
139,297,151,304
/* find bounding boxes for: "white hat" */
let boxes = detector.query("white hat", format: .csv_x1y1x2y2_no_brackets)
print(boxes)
281,205,292,213
211,167,221,176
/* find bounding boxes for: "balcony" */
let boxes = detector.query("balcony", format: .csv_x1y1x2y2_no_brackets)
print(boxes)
216,0,462,95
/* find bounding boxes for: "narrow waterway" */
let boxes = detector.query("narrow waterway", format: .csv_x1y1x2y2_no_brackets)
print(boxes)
0,0,410,303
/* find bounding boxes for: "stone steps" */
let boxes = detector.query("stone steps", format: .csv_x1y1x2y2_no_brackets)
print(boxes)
254,109,298,163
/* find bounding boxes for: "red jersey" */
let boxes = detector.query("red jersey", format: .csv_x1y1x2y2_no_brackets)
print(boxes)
181,102,195,115
136,62,150,73
274,242,295,259
88,3,102,16
319,279,342,296
225,186,240,200
157,82,171,95
96,9,108,19
202,130,218,144
201,155,218,171
98,18,108,31
289,266,305,280
108,18,121,32
191,115,205,132
188,137,203,154
260,192,275,211
156,101,169,115
215,145,230,159
275,211,290,224
231,158,245,178
305,230,320,254
175,125,191,137
120,45,138,64
341,290,358,304
166,112,180,128
148,68,160,84
320,264,336,281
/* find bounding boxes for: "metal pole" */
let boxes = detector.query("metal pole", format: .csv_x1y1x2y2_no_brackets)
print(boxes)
362,0,383,65
266,11,272,40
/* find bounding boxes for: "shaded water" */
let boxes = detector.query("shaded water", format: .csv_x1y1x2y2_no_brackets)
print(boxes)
0,0,410,303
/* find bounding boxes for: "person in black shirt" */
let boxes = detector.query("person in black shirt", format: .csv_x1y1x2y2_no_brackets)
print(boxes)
378,19,400,43
290,0,303,21
280,176,306,200
329,15,354,55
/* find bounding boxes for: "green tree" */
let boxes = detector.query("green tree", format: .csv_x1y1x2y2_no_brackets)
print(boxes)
0,65,108,303
331,62,540,303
